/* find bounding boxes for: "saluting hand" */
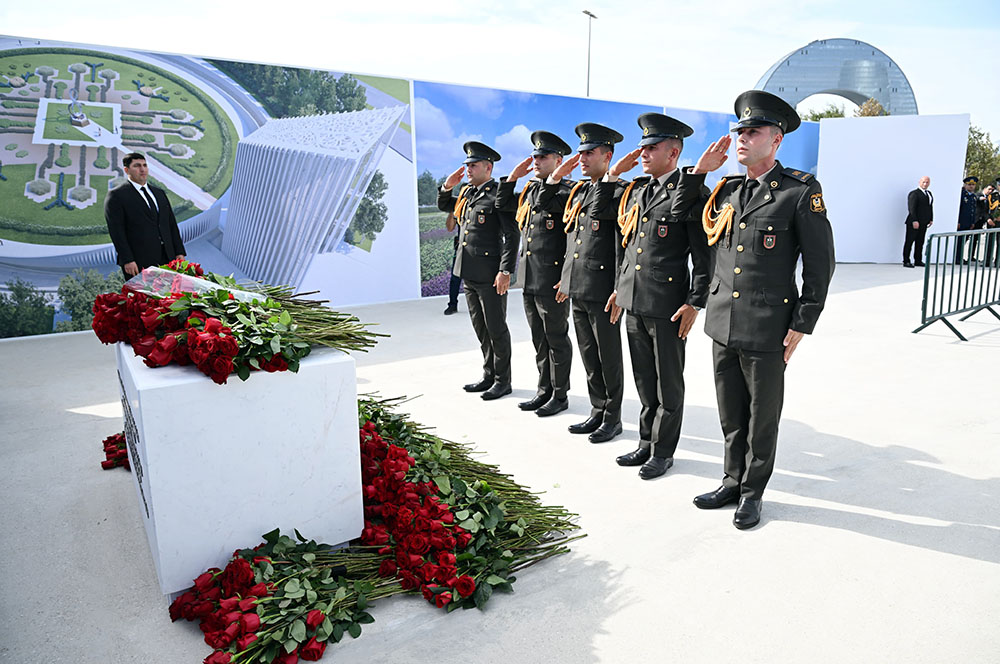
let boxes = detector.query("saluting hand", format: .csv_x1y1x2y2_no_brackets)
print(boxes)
670,303,698,339
443,166,466,190
610,148,641,177
508,156,534,182
605,291,622,325
692,135,731,175
551,154,580,181
783,329,805,364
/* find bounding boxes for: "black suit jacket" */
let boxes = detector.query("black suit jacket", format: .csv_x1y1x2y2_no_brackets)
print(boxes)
496,176,573,295
906,188,933,226
438,179,519,284
610,170,711,319
104,182,185,269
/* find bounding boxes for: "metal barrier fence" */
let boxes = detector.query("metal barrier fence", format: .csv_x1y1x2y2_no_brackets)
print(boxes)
914,227,1000,340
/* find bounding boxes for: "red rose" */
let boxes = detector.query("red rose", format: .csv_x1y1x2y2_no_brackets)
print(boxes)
434,565,457,584
377,560,397,577
205,318,223,334
218,335,239,357
274,650,298,664
405,533,430,555
421,584,439,601
434,591,453,609
100,459,116,470
305,609,325,630
238,597,257,612
239,612,261,633
218,597,240,612
247,582,270,597
222,610,242,625
436,552,456,567
300,637,326,661
169,590,196,622
144,343,173,368
204,651,232,664
132,334,157,358
453,575,476,598
235,633,257,651
220,558,255,597
398,570,418,590
189,601,214,619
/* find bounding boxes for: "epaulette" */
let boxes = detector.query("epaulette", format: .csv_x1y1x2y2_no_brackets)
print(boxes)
559,178,577,189
631,175,652,185
782,168,813,183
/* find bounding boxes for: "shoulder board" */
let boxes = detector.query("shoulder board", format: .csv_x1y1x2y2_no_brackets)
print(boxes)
631,175,652,185
782,168,813,183
560,178,577,189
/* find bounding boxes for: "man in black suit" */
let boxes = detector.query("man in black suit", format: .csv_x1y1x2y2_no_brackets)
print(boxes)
104,152,185,277
437,142,520,401
552,123,628,444
603,113,712,480
496,131,576,417
903,176,933,267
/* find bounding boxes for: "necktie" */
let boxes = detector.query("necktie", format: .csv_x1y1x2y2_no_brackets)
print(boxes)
140,186,156,212
741,179,758,209
643,179,659,207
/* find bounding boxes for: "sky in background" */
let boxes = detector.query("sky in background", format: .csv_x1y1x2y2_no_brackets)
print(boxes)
4,0,997,138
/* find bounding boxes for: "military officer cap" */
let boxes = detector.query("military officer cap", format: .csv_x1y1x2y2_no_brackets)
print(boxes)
574,122,624,152
529,130,572,157
462,141,502,164
637,112,694,146
963,176,979,184
731,90,801,134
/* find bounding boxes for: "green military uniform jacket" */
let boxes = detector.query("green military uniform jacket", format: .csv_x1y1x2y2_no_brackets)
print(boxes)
496,177,574,295
438,179,519,284
672,162,835,352
606,170,712,319
560,178,628,304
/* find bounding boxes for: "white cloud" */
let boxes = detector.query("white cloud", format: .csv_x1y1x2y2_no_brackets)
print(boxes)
493,124,533,164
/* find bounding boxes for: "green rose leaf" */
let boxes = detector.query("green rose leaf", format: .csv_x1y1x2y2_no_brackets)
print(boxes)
348,622,362,639
290,619,307,643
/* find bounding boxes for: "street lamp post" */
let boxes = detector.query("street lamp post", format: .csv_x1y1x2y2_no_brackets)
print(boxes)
583,10,597,97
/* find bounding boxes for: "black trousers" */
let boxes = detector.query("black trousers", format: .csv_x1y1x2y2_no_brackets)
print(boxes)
903,223,927,263
712,341,786,500
448,240,462,307
465,280,511,385
523,291,572,400
571,297,623,425
121,245,169,278
626,312,685,459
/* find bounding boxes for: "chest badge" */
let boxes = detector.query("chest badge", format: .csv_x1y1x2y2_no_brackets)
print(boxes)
763,234,776,250
477,212,486,224
546,218,554,230
592,219,600,231
658,225,668,238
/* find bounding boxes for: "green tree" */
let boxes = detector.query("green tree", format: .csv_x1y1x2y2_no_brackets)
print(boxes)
855,98,889,117
55,268,124,332
205,61,367,118
965,125,1000,187
347,170,389,243
0,279,55,338
417,170,439,205
802,103,845,122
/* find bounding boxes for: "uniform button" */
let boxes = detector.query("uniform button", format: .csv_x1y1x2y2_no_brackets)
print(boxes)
526,251,532,256
600,265,604,270
464,230,469,235
574,253,579,259
767,226,773,231
764,194,770,200
739,223,746,229
554,261,559,265
484,252,489,256
642,216,648,222
733,291,740,298
530,224,534,229
577,239,582,245
668,277,673,282
635,265,641,271
637,248,643,254
639,232,645,238
462,241,467,246
734,267,741,274
783,298,789,303
737,244,744,252
527,237,532,243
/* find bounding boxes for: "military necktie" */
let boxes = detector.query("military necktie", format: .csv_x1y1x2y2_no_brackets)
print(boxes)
643,179,659,208
741,179,758,209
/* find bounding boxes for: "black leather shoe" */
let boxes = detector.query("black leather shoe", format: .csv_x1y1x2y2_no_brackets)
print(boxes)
693,485,740,509
616,447,650,467
463,378,493,393
444,304,458,315
588,421,622,444
903,261,914,268
733,498,762,530
568,416,602,434
914,262,925,267
639,456,673,480
518,393,551,411
481,383,512,401
535,396,568,417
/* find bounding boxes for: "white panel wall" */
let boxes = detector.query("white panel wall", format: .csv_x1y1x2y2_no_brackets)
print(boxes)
817,114,970,263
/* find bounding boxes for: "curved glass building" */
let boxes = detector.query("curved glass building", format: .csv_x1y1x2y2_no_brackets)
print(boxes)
755,38,918,115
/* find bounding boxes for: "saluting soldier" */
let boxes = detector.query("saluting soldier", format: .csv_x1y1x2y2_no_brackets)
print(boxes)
551,123,628,444
437,142,520,401
496,131,576,417
602,113,712,480
674,90,835,529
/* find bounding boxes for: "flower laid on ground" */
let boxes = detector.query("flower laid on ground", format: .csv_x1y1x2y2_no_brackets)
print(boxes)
91,260,381,384
100,432,129,470
162,397,583,663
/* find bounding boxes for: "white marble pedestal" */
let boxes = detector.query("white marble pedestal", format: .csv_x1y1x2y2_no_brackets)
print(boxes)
115,344,362,595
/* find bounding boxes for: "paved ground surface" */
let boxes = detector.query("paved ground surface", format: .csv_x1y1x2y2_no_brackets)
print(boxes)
1,264,998,664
